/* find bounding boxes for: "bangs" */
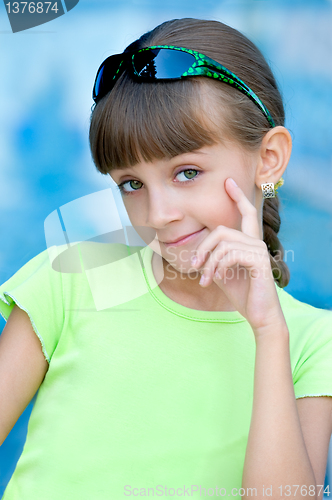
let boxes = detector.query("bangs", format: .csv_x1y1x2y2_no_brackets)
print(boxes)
89,75,222,174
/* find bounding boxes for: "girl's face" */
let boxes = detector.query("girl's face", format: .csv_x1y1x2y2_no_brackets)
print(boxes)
110,140,262,277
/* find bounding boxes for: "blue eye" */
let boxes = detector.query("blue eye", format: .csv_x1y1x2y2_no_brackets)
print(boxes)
116,168,200,196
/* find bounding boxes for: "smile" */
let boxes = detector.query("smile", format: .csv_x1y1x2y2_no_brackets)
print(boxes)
162,228,205,247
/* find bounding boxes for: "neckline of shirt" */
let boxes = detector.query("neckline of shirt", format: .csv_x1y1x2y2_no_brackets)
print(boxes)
140,244,260,323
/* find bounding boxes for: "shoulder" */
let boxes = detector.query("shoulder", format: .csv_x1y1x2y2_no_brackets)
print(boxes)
276,285,332,342
274,286,332,400
276,284,332,324
51,241,146,312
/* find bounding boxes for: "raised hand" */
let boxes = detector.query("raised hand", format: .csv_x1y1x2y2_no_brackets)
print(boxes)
190,177,286,336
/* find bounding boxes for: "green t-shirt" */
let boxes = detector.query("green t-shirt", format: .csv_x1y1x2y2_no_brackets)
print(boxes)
0,242,332,500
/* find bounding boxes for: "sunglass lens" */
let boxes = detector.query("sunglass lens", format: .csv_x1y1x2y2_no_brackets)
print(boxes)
93,54,125,101
133,48,195,79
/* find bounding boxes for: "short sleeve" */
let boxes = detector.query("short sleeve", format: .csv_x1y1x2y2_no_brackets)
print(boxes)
293,312,332,399
0,248,65,364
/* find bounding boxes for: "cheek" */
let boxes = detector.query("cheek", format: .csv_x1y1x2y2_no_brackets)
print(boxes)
201,188,240,230
122,199,141,224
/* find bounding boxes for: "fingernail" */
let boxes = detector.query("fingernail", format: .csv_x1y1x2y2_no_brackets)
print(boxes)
229,178,238,187
199,275,206,286
191,256,197,266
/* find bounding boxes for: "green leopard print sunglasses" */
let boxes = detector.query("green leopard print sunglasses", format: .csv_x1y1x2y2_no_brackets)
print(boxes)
92,45,275,128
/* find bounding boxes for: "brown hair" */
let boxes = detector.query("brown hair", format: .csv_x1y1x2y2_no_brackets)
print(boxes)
89,18,290,288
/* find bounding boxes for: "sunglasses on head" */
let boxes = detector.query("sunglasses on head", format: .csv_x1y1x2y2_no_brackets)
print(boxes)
92,45,275,128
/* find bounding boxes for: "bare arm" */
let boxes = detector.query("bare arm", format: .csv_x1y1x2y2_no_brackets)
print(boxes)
0,304,49,446
296,396,332,500
241,323,331,500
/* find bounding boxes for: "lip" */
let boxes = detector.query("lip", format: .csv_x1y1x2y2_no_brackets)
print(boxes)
162,228,205,247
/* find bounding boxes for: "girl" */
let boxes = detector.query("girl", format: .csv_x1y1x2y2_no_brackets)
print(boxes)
0,17,332,500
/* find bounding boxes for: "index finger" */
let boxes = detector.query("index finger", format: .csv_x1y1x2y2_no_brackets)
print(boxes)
226,177,261,239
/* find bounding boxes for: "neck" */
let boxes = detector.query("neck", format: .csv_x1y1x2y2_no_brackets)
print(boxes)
151,252,237,312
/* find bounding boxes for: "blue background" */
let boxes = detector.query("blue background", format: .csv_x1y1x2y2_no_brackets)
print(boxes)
0,0,331,496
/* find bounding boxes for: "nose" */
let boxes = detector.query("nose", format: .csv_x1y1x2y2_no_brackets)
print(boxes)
145,188,184,229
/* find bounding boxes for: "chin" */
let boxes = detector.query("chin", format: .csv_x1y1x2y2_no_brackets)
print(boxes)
163,257,200,278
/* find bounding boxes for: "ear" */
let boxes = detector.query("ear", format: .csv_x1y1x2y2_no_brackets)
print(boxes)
255,126,292,190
